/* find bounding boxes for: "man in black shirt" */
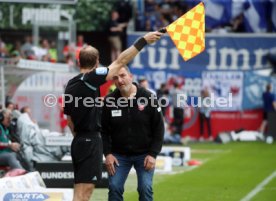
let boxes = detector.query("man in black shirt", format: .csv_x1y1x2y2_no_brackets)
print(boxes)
64,31,163,201
101,67,164,201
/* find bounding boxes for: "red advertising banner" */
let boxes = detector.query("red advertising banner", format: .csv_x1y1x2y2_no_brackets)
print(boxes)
181,108,263,139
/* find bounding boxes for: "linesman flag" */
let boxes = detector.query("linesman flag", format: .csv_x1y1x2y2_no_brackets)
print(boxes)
165,2,205,61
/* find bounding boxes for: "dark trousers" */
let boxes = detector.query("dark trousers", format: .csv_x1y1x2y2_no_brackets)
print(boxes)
0,152,23,169
199,112,211,137
173,107,184,135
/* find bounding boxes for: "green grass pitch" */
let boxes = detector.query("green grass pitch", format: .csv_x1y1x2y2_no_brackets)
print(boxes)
92,142,276,201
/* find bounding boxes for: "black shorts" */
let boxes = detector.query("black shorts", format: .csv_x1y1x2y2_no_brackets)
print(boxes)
71,133,102,184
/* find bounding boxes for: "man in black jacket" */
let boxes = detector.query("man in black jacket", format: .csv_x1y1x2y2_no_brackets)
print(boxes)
102,66,164,201
64,31,163,201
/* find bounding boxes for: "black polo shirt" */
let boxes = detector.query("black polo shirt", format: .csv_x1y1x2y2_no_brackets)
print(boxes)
64,67,108,135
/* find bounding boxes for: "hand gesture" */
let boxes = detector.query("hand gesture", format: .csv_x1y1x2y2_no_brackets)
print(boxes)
144,155,156,171
143,31,164,44
10,142,21,152
105,154,119,176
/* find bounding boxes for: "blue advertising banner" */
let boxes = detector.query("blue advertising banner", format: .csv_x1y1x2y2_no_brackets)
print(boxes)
133,70,201,95
128,33,276,110
128,33,275,73
243,72,276,110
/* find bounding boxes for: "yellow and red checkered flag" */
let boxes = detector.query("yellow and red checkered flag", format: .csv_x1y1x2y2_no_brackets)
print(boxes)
165,2,205,61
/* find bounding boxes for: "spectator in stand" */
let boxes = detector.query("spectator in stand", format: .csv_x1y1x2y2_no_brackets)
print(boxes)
171,2,188,21
158,14,170,29
144,19,154,31
145,0,156,14
63,40,70,58
170,81,185,137
138,76,156,95
114,0,132,50
41,39,51,62
21,35,35,59
0,37,8,58
9,110,21,143
259,83,276,134
156,83,169,115
5,101,15,111
75,35,87,61
32,39,49,61
49,41,58,63
198,88,212,141
77,35,86,48
63,41,76,68
17,105,67,171
10,40,22,60
108,10,125,62
0,109,25,171
20,106,36,124
230,14,245,33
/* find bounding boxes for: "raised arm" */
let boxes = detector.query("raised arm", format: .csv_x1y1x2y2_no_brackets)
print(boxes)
106,31,163,80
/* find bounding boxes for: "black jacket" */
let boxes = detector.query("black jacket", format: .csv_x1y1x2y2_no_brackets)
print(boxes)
101,84,164,158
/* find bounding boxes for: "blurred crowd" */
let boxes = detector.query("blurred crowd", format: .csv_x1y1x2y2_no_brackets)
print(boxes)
1,0,275,66
135,0,276,33
0,34,88,70
135,0,189,31
0,101,68,177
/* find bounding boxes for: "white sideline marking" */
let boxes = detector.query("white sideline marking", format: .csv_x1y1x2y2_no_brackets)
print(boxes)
240,171,276,201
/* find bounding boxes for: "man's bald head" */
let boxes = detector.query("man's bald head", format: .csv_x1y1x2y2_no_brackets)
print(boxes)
79,45,99,69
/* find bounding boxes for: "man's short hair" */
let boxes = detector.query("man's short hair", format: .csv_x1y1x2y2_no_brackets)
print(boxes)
79,45,99,69
122,66,131,74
